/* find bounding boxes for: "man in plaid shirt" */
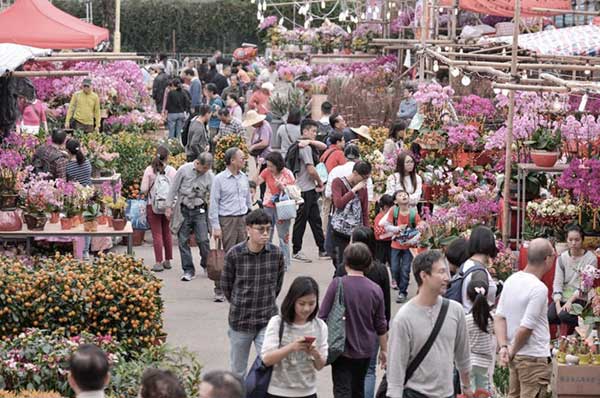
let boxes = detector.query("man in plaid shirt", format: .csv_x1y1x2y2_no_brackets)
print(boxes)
221,209,285,378
213,108,245,145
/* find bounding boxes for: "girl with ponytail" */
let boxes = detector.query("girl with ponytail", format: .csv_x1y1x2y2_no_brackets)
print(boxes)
465,279,494,394
65,139,92,186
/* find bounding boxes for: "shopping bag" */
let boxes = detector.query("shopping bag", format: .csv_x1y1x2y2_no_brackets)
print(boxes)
207,239,225,281
125,199,149,230
275,199,297,221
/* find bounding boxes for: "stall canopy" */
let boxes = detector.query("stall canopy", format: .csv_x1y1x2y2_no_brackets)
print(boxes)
481,25,600,56
0,43,51,73
439,0,571,17
0,0,109,49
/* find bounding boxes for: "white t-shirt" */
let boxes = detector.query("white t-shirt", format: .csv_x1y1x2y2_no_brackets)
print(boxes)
261,315,328,397
460,259,498,314
385,173,423,206
496,271,550,358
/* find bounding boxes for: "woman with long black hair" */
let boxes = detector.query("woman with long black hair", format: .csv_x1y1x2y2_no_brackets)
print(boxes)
163,78,190,139
384,151,422,207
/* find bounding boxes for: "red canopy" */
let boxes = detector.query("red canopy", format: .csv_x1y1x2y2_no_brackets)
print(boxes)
439,0,571,18
0,0,109,49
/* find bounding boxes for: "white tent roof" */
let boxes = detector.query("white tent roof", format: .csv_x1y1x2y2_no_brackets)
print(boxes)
0,43,51,73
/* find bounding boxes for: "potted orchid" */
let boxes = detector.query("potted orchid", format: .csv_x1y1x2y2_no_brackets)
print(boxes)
20,174,55,231
447,123,482,167
82,202,101,232
525,197,578,246
0,148,25,211
107,196,127,231
86,140,119,178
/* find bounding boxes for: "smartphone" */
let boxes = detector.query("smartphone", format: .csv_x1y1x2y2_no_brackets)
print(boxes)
304,336,316,344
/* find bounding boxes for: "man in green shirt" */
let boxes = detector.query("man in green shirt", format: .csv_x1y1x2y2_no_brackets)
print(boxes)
64,78,101,133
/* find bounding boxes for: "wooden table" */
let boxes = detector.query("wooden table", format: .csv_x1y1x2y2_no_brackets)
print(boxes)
0,221,134,255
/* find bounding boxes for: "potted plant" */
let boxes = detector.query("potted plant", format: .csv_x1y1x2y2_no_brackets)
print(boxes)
82,203,100,232
107,196,127,231
20,175,54,231
525,127,562,167
0,148,25,211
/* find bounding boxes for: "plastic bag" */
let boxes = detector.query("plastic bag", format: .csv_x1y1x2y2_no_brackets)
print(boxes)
126,199,149,230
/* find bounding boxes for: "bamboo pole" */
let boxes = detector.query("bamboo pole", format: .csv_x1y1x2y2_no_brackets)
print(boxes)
33,56,146,62
492,83,570,92
419,0,429,81
502,0,521,246
531,6,598,16
439,51,600,65
8,70,89,77
421,56,600,72
58,52,137,56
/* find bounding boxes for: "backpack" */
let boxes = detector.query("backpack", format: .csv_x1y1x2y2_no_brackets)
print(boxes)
444,261,487,304
316,148,335,183
317,122,334,143
180,114,196,147
285,142,320,177
330,177,363,237
150,173,171,214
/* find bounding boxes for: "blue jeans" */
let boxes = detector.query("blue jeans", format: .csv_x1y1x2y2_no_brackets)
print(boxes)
228,327,266,379
83,236,91,257
364,341,379,398
177,206,210,274
391,248,413,296
167,112,186,138
264,206,291,271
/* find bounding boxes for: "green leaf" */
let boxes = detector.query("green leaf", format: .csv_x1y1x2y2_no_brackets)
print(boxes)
583,316,600,324
570,303,584,315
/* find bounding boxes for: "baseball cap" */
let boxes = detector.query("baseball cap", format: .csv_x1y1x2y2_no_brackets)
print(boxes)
82,78,92,86
344,144,360,160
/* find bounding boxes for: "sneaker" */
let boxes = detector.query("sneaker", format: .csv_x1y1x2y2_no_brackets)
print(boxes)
181,272,195,282
318,251,331,259
214,294,226,303
162,260,172,270
292,252,312,263
396,293,407,304
151,263,164,272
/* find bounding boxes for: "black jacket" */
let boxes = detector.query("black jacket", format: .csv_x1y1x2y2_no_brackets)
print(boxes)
152,72,169,105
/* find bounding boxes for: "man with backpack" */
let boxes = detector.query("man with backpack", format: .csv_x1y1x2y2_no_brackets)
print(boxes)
386,250,473,398
32,129,68,179
165,153,214,282
316,101,334,142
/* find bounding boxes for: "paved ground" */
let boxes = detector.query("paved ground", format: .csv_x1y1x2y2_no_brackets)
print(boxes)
114,225,416,397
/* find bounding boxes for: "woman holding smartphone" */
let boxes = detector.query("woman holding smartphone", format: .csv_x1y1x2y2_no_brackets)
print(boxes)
261,276,328,398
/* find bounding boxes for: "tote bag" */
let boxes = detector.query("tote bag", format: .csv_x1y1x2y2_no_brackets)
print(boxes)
207,239,225,281
245,317,285,398
325,277,346,365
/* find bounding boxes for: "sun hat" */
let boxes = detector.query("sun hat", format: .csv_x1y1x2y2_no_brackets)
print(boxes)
242,110,267,128
351,125,374,142
261,82,275,92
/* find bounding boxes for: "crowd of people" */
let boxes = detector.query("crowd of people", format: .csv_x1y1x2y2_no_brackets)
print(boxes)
20,55,600,398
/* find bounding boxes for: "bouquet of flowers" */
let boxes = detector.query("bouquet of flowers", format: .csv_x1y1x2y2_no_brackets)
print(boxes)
526,197,578,240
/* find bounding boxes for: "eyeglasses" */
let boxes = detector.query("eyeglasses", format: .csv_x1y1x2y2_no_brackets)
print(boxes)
251,226,272,234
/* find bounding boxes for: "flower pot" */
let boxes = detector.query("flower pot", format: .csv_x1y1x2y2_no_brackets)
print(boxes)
0,210,22,231
566,354,579,365
593,354,600,365
132,229,145,246
72,215,81,228
107,215,114,227
557,351,567,364
83,220,98,232
60,217,73,230
23,213,47,231
49,212,60,224
530,150,559,168
579,353,592,365
98,215,108,225
0,193,19,211
112,218,126,231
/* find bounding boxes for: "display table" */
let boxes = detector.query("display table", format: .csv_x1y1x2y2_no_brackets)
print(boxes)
0,221,134,255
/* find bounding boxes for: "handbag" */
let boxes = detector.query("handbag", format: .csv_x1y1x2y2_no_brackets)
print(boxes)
375,299,450,398
244,317,285,398
206,239,225,281
325,277,346,365
275,199,297,221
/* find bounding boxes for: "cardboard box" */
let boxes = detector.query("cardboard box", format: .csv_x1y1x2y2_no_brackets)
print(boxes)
552,360,600,397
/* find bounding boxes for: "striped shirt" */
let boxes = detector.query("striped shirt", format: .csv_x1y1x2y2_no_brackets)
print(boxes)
66,159,92,186
465,313,494,368
218,118,245,137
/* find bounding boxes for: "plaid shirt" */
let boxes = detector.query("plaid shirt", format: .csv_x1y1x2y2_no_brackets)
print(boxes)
218,118,245,137
32,144,68,180
221,242,285,333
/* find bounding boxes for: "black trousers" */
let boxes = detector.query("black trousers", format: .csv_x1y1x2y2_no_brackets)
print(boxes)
375,239,391,266
331,356,370,398
267,394,317,398
292,189,325,254
332,230,351,270
548,299,585,326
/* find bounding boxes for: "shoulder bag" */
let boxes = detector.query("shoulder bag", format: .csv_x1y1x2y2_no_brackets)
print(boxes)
245,317,285,398
325,277,346,365
207,239,225,281
375,299,450,398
